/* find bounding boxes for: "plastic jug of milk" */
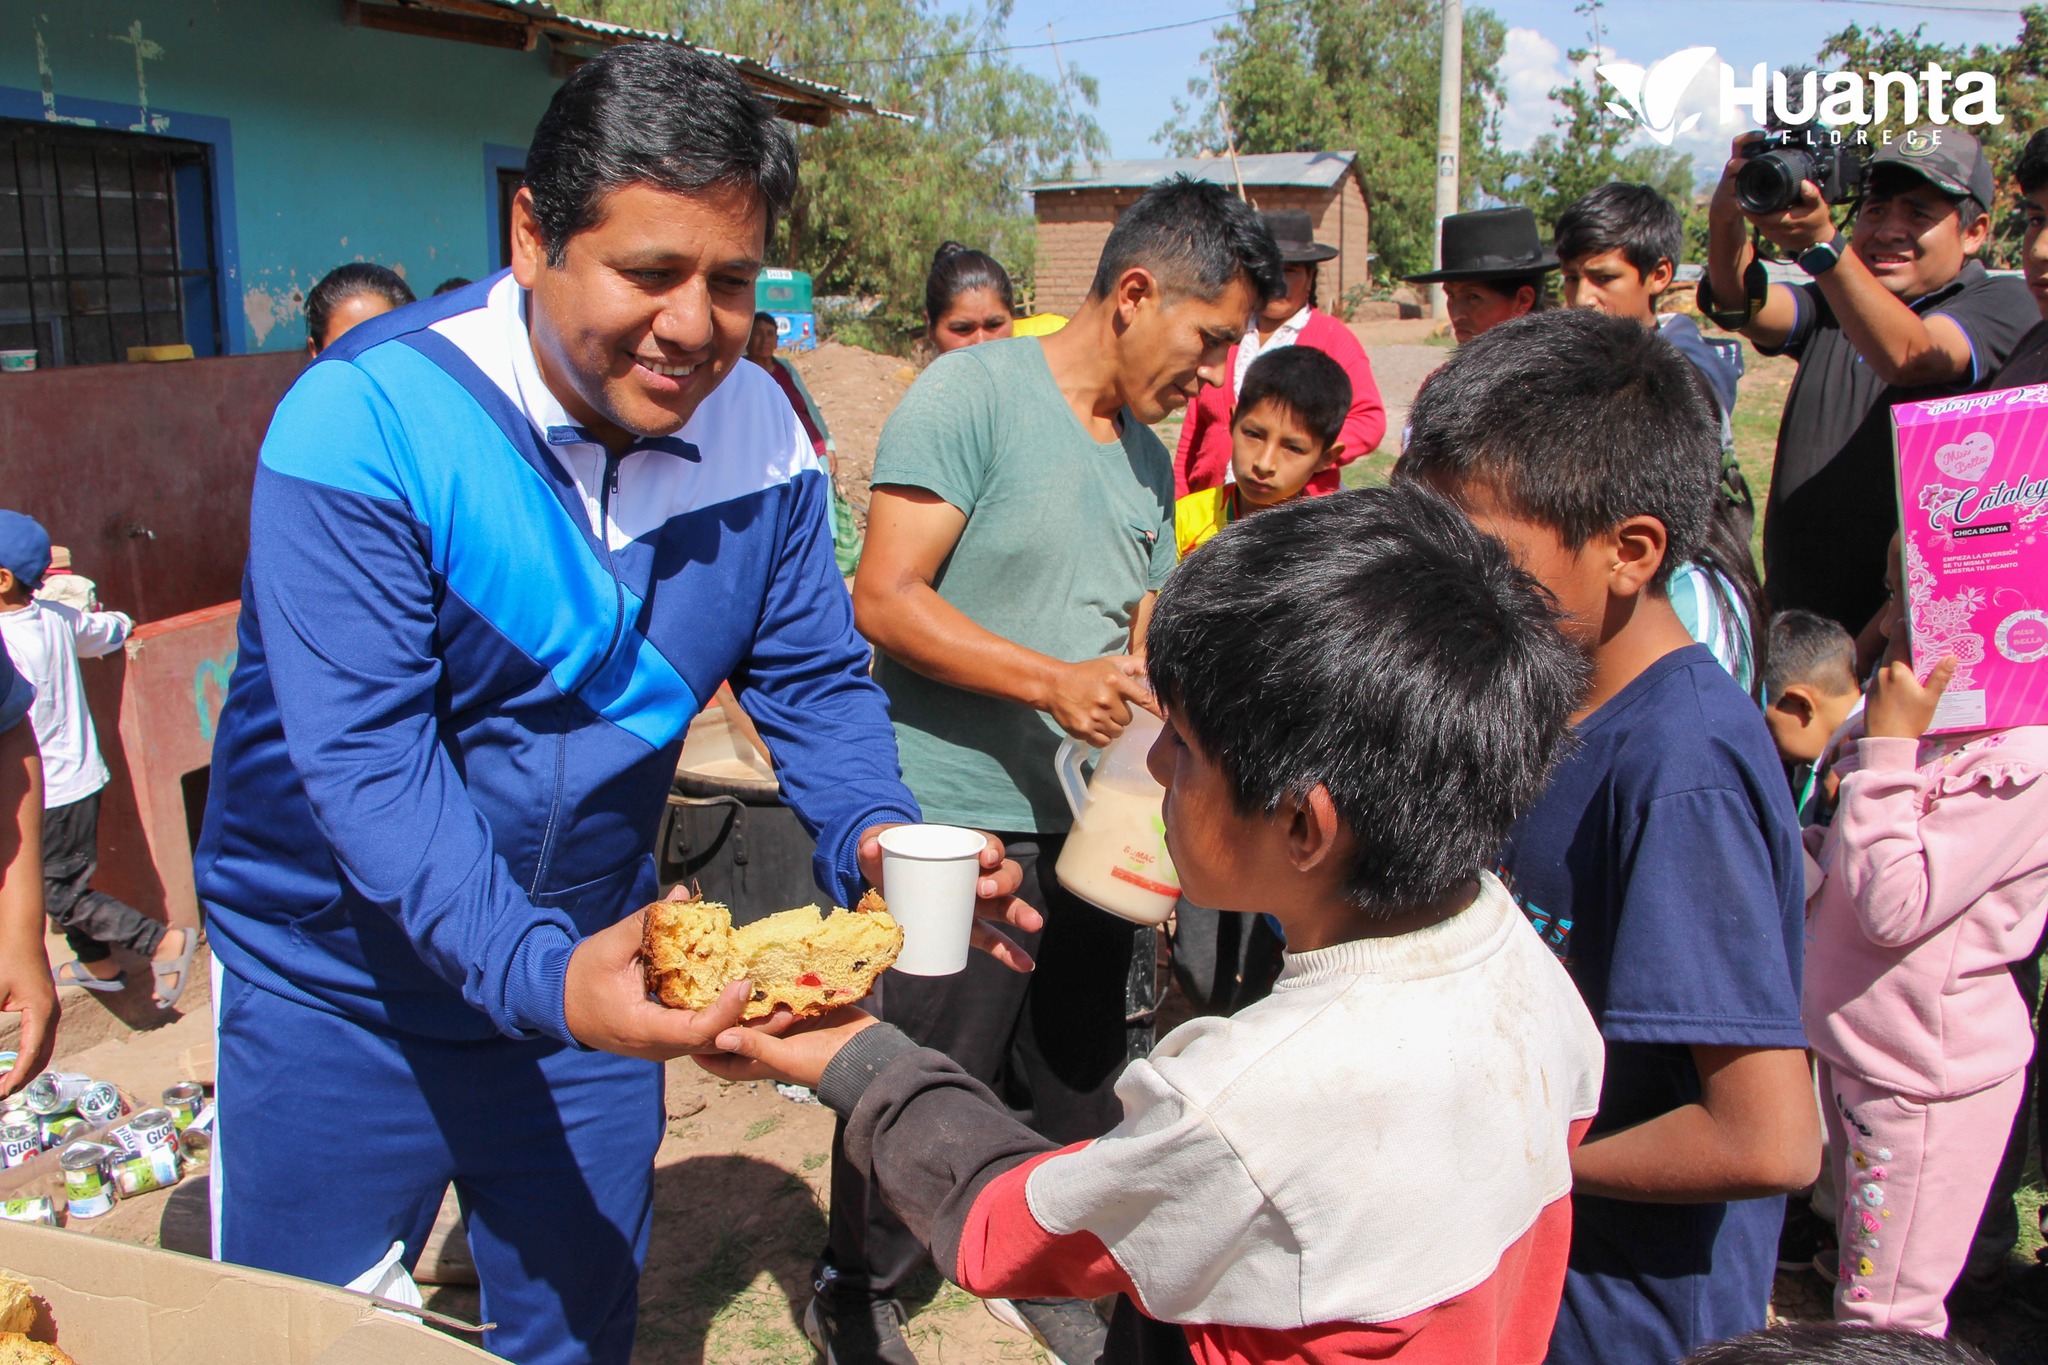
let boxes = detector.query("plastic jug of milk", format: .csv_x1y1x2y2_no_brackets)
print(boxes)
1053,709,1181,925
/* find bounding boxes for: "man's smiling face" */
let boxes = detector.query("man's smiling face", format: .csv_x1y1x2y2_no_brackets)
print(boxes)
514,180,766,449
1851,178,1984,302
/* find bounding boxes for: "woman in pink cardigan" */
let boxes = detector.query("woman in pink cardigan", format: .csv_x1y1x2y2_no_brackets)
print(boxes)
1803,539,2048,1335
1174,210,1384,498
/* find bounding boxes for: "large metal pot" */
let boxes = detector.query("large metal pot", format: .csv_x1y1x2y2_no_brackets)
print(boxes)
658,705,820,926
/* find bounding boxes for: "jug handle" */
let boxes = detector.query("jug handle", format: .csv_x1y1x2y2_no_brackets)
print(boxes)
1054,738,1092,822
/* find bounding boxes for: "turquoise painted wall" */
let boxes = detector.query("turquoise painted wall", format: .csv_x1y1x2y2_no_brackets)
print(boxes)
0,0,564,353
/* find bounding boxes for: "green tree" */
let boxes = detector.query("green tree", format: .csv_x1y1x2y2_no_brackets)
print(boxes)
1818,6,2048,268
1157,0,1509,285
561,0,1105,349
1484,1,1697,254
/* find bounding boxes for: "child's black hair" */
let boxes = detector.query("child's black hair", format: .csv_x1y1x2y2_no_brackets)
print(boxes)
305,263,416,353
1394,307,1719,591
1232,346,1353,452
1147,483,1587,917
1681,1324,1992,1365
1555,182,1683,285
1764,608,1858,705
926,241,1015,327
432,277,473,296
2015,127,2048,196
1091,175,1285,307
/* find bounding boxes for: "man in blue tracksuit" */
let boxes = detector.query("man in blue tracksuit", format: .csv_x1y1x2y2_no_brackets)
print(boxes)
193,45,1027,1365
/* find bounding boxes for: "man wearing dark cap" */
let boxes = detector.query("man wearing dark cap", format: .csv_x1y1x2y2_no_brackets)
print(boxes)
1174,209,1386,498
1404,206,1560,344
1703,126,2036,643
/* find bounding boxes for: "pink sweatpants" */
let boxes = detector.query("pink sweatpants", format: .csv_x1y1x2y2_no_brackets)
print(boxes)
1819,1061,2025,1334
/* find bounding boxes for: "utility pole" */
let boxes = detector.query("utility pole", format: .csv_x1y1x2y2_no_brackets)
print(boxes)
1431,0,1463,319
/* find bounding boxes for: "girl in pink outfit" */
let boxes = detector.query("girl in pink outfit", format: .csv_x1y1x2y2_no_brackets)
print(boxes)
1803,546,2048,1334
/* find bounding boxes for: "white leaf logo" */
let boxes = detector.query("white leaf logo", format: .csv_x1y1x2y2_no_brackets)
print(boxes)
1596,46,1718,145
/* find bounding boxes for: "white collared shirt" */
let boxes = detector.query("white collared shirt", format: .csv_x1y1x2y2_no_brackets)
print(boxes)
428,275,819,552
1231,304,1312,398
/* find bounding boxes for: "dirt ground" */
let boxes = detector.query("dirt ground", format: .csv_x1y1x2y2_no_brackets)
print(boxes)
782,342,920,537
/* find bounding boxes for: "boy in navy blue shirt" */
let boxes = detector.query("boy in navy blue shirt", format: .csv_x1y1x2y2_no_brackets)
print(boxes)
1397,308,1820,1364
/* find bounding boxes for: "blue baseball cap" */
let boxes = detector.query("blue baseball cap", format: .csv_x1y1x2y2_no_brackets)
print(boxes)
0,513,52,588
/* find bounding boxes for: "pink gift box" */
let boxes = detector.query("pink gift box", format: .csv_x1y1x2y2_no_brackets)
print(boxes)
1892,382,2048,734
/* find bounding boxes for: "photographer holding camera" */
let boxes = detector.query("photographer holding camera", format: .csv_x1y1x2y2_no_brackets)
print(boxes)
1702,125,2034,646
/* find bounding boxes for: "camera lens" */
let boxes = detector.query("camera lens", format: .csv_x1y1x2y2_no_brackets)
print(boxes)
1736,149,1814,216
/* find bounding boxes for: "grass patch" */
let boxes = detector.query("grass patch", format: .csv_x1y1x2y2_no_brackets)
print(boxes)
744,1115,782,1143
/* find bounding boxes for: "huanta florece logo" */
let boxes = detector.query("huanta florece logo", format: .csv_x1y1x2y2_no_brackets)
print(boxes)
1597,47,2003,146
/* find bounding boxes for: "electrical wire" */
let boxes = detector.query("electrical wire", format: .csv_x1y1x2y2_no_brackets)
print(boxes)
784,0,2029,78
782,0,1311,74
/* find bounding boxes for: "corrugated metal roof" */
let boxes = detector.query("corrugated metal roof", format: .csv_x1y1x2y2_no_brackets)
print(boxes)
372,0,899,123
1031,152,1358,193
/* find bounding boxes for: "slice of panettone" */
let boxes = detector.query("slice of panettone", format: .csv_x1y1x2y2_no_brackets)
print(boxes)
642,898,744,1012
0,1333,73,1365
0,1273,33,1337
642,890,900,1020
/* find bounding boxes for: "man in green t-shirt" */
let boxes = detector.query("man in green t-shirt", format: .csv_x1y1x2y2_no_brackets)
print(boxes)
808,178,1281,1365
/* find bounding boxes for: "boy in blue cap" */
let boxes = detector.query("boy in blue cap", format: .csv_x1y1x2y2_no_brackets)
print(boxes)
0,511,194,1008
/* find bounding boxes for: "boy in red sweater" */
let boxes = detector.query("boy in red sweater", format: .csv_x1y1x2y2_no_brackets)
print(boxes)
703,483,1605,1364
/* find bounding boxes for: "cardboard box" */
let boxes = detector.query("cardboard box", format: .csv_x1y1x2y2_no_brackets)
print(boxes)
0,1221,496,1363
1892,382,2048,733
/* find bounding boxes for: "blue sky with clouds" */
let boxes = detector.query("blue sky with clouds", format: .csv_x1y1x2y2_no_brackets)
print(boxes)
969,0,2030,168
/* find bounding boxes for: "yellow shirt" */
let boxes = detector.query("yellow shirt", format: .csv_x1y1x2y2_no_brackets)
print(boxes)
1175,485,1242,559
1012,313,1068,337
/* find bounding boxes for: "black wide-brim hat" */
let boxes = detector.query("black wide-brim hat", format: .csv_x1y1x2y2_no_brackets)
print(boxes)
1260,209,1339,265
1402,206,1559,284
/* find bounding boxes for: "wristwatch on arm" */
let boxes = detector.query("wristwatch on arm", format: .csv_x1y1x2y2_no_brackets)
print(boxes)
1797,238,1843,277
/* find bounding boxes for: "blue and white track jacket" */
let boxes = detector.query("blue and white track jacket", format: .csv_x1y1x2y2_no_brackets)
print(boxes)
194,273,920,1044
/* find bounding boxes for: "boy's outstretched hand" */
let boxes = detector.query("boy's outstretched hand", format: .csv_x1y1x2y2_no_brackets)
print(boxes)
697,1006,880,1091
1865,653,1958,741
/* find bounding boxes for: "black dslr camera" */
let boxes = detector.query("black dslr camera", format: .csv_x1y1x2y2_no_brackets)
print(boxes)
1736,131,1865,216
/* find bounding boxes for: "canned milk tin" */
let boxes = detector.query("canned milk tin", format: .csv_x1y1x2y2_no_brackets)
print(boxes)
39,1116,84,1149
0,1119,38,1168
124,1108,176,1153
60,1142,113,1218
77,1082,120,1126
23,1072,88,1117
109,1110,175,1157
111,1146,179,1197
161,1083,203,1132
0,1196,56,1226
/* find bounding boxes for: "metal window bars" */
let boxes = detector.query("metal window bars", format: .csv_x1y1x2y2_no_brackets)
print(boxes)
0,120,220,368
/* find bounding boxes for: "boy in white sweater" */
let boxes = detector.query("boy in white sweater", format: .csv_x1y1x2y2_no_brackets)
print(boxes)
703,484,1608,1365
0,513,192,1008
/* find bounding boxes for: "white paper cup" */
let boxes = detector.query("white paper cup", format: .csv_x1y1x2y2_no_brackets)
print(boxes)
878,824,986,976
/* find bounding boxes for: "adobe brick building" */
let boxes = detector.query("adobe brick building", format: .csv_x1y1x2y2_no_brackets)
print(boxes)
1029,152,1370,316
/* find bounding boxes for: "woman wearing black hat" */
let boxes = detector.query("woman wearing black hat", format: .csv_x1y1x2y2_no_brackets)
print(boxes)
1403,206,1559,345
1173,210,1386,499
